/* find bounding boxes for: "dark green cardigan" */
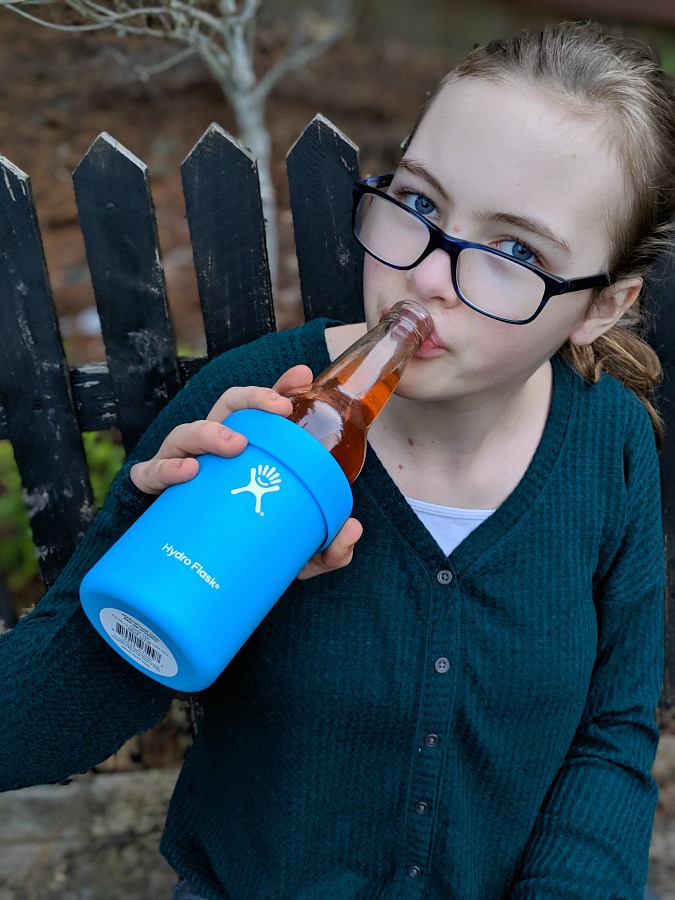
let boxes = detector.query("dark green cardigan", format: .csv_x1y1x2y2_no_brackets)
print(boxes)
0,318,665,899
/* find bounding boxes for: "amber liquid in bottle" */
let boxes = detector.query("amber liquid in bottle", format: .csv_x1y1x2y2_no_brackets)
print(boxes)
285,300,433,484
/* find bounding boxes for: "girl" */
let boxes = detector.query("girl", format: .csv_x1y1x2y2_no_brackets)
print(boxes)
1,21,672,900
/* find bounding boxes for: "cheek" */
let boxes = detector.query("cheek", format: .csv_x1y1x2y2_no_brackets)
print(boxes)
363,257,399,322
363,256,387,292
363,256,406,292
533,291,594,347
485,314,577,374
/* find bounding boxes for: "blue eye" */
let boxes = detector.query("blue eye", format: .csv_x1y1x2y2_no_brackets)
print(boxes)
396,191,437,218
498,239,536,265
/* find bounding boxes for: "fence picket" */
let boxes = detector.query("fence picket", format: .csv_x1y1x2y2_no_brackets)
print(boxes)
181,123,276,358
287,115,363,324
73,133,182,453
0,155,95,588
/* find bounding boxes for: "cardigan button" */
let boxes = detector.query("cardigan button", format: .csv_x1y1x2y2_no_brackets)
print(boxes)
437,568,453,585
424,733,440,747
414,800,430,815
407,865,422,878
434,656,450,673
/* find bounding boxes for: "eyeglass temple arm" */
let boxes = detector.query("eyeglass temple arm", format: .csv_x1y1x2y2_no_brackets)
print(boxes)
552,272,615,295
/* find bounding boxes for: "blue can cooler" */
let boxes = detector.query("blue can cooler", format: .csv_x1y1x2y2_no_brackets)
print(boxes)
80,409,353,692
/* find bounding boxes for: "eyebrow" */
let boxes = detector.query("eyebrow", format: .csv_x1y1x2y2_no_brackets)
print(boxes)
481,211,572,255
396,159,450,204
396,159,572,255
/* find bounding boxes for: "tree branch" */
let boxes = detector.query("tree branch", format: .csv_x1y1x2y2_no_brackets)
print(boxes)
253,11,352,103
132,44,198,81
0,0,228,36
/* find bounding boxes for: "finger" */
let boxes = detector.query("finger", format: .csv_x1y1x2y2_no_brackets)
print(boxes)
153,420,248,463
130,420,249,496
296,518,363,581
207,384,294,424
130,456,201,496
272,365,314,396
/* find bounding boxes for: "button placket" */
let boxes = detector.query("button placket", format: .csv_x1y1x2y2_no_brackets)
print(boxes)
397,566,458,896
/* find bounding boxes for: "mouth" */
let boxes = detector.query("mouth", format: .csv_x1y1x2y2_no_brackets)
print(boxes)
382,303,448,346
384,304,447,357
382,304,449,359
416,328,448,359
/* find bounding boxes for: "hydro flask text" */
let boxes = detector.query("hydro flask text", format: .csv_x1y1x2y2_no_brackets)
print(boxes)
162,543,221,589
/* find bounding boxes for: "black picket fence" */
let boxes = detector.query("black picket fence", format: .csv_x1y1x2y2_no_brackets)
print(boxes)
0,116,362,583
0,116,674,715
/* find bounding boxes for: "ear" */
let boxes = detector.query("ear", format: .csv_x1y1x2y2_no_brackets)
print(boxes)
569,276,643,347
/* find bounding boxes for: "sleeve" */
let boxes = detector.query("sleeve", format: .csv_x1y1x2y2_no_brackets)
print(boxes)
511,408,665,899
0,338,284,792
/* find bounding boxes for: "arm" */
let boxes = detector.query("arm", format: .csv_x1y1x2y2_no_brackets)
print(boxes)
0,472,175,791
0,357,361,791
511,418,664,899
0,356,235,790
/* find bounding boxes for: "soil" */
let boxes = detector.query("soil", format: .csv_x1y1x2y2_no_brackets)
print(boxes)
0,12,450,363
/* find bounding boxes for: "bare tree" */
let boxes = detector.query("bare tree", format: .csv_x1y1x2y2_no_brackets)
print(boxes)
0,0,354,286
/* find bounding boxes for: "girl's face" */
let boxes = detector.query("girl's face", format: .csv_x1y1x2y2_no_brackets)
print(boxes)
362,77,626,405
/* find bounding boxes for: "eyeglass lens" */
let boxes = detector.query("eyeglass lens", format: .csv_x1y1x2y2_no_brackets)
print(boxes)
355,192,547,322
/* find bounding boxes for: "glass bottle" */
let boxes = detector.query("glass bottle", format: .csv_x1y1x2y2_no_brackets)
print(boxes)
285,299,433,483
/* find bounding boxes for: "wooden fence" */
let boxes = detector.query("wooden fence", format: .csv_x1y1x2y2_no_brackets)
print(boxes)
0,116,673,716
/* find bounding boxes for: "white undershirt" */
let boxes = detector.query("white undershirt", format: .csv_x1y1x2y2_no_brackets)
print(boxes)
405,497,495,556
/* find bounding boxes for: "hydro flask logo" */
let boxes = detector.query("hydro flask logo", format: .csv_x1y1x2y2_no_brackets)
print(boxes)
162,544,220,589
231,463,282,516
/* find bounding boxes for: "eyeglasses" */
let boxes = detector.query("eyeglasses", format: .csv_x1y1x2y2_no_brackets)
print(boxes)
352,175,615,325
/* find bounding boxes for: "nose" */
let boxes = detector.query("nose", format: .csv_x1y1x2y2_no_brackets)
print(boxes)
406,248,462,307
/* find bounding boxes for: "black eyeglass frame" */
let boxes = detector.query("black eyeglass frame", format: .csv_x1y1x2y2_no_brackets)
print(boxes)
352,174,616,325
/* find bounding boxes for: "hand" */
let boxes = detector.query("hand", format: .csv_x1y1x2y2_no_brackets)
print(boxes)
130,365,313,496
130,364,363,578
296,517,363,580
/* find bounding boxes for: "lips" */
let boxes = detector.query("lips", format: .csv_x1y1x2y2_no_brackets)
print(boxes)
382,303,447,356
412,314,448,355
423,328,447,351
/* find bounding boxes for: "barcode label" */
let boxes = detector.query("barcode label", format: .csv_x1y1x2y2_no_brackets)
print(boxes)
99,608,178,678
115,623,162,665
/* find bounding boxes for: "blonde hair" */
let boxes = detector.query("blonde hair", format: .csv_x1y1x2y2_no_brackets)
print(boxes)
415,22,675,444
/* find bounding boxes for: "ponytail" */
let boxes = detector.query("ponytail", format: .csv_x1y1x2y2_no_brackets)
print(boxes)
561,320,664,446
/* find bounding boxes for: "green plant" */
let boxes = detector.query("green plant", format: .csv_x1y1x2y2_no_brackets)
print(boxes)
0,431,125,611
82,430,126,507
0,441,37,600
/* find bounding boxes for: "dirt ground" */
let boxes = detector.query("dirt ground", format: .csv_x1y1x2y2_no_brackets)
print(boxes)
0,12,452,363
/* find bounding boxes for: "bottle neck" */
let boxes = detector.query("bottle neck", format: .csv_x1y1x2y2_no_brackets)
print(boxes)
285,301,433,483
312,302,431,416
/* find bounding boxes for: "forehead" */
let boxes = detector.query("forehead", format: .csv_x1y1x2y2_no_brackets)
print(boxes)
406,77,622,259
413,76,613,175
